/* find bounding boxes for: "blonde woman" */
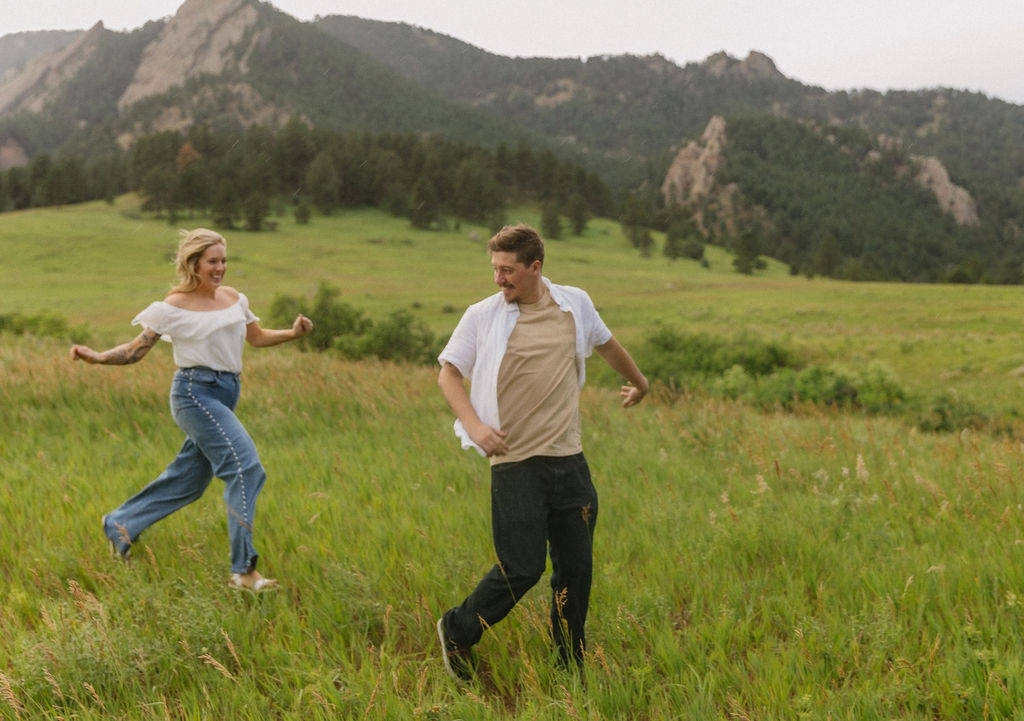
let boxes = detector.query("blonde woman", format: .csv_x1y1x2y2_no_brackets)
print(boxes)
70,228,312,591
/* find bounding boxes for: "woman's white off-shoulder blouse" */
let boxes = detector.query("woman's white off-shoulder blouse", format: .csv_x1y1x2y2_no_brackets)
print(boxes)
132,294,258,373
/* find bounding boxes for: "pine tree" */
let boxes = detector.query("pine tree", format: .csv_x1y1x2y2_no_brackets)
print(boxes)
541,202,562,240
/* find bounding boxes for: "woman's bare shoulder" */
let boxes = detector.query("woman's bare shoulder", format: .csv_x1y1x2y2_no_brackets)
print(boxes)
163,291,188,308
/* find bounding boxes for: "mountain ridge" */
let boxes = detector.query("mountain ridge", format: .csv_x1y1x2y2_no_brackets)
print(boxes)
1,3,1022,282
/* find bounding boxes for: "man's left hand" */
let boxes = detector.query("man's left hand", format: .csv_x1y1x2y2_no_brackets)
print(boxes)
620,382,646,408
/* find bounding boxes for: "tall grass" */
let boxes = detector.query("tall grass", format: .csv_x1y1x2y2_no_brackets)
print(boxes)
4,336,1024,718
6,202,1024,717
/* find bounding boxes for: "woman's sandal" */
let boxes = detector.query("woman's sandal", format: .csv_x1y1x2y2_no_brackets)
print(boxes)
228,573,279,593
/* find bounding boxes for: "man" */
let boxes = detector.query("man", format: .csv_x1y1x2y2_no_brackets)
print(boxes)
436,223,648,680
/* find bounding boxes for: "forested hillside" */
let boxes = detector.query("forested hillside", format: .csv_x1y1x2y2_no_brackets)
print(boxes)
715,116,987,281
1,0,1022,283
316,16,1024,196
314,15,1024,281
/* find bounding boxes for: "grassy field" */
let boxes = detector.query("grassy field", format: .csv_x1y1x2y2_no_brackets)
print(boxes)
4,201,1024,718
7,197,1024,413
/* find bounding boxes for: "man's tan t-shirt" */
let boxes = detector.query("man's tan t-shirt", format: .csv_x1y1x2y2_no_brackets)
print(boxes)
495,288,581,464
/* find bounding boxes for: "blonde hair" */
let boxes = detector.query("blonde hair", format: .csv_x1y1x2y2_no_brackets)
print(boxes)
171,228,226,293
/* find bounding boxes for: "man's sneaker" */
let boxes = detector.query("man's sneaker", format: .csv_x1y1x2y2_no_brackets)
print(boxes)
436,617,475,681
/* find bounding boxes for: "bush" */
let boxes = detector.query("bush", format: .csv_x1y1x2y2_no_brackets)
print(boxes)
243,191,269,231
639,326,800,388
758,364,906,411
713,364,759,400
269,282,437,364
0,312,90,342
851,361,907,413
917,391,990,433
793,366,858,406
269,282,369,352
681,239,705,260
650,327,908,414
337,309,436,364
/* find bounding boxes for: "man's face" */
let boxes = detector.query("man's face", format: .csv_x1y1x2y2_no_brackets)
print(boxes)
491,251,542,304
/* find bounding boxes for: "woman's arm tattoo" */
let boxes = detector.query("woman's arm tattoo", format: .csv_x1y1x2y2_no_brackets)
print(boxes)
104,329,160,365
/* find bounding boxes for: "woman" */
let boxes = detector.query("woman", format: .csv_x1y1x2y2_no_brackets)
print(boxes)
70,228,312,592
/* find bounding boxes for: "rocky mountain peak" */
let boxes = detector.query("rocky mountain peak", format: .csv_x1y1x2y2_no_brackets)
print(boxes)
703,50,783,81
0,21,105,116
743,51,781,79
117,0,261,109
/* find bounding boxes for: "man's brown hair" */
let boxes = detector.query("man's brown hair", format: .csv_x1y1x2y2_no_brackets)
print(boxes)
487,224,544,267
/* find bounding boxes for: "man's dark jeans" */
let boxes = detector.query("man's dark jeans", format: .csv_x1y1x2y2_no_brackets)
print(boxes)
442,452,599,666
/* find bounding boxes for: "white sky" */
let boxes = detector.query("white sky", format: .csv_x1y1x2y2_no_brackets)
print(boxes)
1,0,1022,105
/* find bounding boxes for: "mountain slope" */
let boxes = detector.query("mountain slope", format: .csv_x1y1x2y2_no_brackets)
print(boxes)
0,0,542,162
315,15,1024,204
316,17,819,156
0,30,82,77
1,4,1022,282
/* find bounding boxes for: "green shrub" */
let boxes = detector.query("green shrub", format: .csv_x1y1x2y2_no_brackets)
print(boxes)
639,326,800,387
640,327,910,414
917,391,990,433
0,312,90,342
713,364,758,400
269,282,436,364
337,309,437,365
269,281,370,352
850,361,907,413
681,239,705,260
749,367,799,407
793,365,858,406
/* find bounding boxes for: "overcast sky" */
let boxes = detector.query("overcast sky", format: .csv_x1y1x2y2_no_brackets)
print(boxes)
2,0,1022,105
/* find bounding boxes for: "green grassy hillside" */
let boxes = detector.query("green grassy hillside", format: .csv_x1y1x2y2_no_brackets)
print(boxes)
5,198,1023,414
4,201,1024,718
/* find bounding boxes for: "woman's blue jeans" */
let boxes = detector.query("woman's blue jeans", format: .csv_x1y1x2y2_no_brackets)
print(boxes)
442,453,598,666
103,367,267,574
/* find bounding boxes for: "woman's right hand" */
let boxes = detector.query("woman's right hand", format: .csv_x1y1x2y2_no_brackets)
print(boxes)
70,344,101,363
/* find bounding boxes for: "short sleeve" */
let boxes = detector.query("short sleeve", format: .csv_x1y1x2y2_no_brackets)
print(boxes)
438,305,478,378
581,292,612,349
565,287,611,352
237,293,260,324
132,302,172,336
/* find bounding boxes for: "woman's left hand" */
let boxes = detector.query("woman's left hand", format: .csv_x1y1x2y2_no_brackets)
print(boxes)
292,314,314,338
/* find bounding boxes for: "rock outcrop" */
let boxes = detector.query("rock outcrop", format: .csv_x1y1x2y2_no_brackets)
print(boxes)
702,51,784,81
111,0,296,146
870,135,979,226
534,77,584,108
660,115,727,205
0,139,28,170
118,0,262,109
663,117,981,230
913,156,979,226
660,116,754,236
0,22,105,116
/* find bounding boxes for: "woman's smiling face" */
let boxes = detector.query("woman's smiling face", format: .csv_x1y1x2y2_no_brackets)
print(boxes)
194,242,227,291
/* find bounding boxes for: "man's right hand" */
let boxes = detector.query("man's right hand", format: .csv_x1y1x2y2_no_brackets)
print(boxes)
468,422,509,457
